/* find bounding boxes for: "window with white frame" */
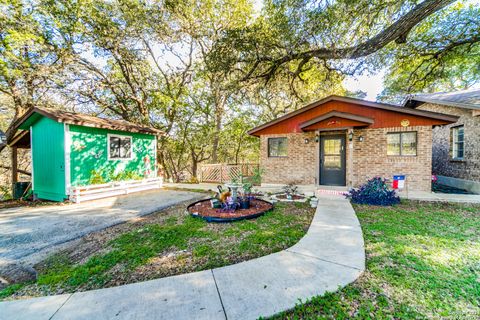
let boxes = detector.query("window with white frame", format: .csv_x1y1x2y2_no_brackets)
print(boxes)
387,132,417,156
108,134,132,160
451,126,464,160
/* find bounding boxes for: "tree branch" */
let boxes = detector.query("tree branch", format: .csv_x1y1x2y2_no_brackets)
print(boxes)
244,0,455,81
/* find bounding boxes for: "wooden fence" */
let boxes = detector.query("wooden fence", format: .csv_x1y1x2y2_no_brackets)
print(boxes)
198,163,259,183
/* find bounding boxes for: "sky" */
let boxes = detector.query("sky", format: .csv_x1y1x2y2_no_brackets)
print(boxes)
343,71,386,101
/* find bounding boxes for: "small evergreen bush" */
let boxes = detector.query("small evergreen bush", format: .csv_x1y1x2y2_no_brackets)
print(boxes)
346,177,400,206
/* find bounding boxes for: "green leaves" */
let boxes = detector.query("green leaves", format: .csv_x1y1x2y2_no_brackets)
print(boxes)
380,2,480,100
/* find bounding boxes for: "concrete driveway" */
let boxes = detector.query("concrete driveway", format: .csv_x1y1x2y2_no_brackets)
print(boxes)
0,189,202,267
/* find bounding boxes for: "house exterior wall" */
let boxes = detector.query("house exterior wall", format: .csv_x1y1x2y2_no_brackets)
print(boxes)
351,126,432,192
259,125,432,192
31,117,66,201
69,125,157,187
260,132,317,185
416,103,480,183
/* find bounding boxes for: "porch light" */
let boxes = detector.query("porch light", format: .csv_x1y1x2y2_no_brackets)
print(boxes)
358,136,364,142
304,138,310,144
348,132,354,141
315,134,319,143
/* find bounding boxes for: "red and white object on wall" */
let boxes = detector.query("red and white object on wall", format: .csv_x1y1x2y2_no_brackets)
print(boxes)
392,175,406,189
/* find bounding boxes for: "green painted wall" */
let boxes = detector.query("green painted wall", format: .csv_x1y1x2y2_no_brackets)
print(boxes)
31,117,66,201
69,125,157,186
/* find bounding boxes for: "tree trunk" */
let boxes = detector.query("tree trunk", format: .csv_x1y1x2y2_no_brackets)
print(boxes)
212,108,222,163
11,146,18,185
212,90,227,164
191,159,198,179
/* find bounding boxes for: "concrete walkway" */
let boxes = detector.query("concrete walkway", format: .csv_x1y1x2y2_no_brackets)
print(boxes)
0,195,365,320
401,191,480,203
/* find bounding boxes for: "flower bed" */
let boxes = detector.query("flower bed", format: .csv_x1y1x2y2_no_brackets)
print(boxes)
187,198,273,222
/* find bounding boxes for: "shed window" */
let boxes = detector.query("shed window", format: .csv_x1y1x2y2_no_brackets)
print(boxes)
387,132,417,156
268,137,287,157
108,135,132,160
451,126,464,160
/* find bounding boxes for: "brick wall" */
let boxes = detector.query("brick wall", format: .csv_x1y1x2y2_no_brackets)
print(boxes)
416,103,480,182
351,126,432,192
260,132,317,185
259,126,433,192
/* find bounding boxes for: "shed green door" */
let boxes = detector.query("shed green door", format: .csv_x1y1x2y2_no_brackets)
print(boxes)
31,117,66,201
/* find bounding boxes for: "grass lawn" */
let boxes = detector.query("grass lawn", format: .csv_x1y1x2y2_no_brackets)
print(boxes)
0,198,315,300
271,201,480,319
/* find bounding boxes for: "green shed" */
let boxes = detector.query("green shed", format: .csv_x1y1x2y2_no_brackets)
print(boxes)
7,107,163,202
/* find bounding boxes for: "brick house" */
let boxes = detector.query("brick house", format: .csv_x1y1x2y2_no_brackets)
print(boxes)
248,96,457,192
404,89,480,193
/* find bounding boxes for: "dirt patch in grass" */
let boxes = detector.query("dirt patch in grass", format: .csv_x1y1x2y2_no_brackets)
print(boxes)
1,197,315,300
0,199,68,210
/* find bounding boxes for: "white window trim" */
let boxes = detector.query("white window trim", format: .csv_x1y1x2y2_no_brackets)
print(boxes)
64,124,71,195
153,137,158,177
30,126,34,191
452,126,464,160
107,133,133,160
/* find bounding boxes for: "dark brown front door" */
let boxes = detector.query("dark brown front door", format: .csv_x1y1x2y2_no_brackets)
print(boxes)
320,135,346,186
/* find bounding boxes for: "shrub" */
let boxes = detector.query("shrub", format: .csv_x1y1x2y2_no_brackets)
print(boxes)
110,170,142,181
251,167,264,186
346,177,400,206
188,176,199,184
88,170,106,185
282,182,299,196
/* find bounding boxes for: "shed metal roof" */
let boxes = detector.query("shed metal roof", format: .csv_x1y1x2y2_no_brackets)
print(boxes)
14,107,164,135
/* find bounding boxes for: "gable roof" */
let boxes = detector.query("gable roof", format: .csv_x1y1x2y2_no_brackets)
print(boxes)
299,111,374,130
404,89,480,110
248,95,459,136
14,107,164,136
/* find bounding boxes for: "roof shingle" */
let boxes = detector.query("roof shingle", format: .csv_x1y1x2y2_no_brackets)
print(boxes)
15,107,164,135
406,89,480,110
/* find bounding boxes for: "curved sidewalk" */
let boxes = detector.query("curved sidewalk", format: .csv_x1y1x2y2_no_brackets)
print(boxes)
1,195,365,320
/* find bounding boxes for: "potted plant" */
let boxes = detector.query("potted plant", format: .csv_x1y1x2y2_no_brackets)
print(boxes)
309,196,319,208
242,182,253,194
236,189,249,209
282,183,299,201
239,195,250,209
